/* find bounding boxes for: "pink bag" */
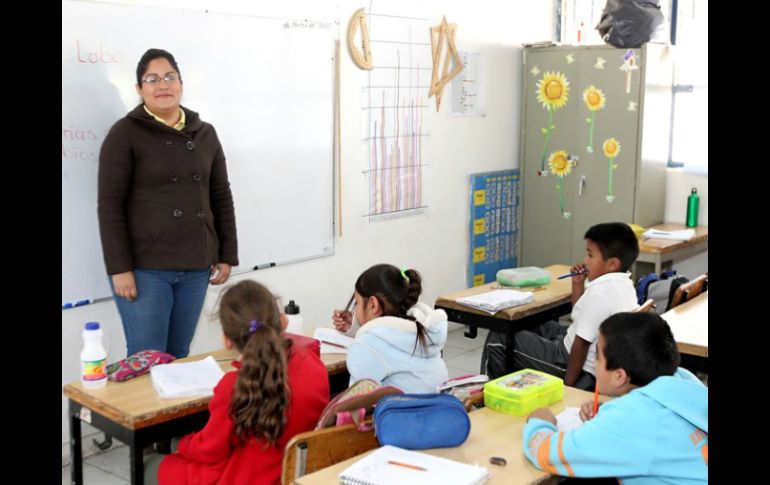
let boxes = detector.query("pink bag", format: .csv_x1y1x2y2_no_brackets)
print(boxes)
106,350,176,382
315,379,402,431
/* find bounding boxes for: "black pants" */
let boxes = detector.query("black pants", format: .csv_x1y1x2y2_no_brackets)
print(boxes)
480,320,596,391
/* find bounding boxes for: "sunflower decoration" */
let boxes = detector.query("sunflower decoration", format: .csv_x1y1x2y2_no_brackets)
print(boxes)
583,86,606,153
536,72,570,176
602,138,621,202
548,150,573,218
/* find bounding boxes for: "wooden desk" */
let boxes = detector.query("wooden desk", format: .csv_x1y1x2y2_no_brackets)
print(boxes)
637,223,708,274
64,347,347,485
296,386,595,485
661,291,708,358
435,264,573,372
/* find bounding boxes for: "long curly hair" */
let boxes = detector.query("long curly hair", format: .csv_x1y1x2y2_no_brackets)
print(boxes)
355,264,430,354
215,280,292,446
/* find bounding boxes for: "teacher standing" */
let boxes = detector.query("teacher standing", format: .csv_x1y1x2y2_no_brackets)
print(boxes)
98,48,238,358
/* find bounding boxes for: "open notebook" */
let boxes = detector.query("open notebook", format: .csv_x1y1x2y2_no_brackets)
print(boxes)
339,445,489,485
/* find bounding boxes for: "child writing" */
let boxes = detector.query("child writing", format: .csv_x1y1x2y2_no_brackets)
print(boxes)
484,222,639,389
150,280,330,485
522,312,707,483
331,264,449,393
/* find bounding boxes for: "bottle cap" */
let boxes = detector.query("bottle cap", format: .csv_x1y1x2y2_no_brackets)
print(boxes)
691,187,697,194
84,322,100,330
284,300,300,315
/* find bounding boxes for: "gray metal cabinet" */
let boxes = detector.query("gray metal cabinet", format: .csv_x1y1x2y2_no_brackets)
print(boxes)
519,43,672,267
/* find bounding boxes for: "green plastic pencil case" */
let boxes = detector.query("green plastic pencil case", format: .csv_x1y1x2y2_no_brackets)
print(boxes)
496,267,551,287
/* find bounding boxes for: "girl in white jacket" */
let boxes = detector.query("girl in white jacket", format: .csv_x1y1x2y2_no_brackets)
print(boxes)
332,264,449,393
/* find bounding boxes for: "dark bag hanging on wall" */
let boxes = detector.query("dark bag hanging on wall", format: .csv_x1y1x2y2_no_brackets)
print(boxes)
595,0,664,48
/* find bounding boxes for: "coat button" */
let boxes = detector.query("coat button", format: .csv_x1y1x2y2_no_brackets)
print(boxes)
173,209,183,218
192,174,201,182
165,141,173,148
197,210,205,218
186,141,194,150
170,173,178,182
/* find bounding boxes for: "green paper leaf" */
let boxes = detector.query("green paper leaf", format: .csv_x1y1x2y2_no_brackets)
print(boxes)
541,128,548,134
613,164,618,169
586,118,592,122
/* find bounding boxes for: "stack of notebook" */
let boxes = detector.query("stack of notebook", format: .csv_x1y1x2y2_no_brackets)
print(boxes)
456,289,534,314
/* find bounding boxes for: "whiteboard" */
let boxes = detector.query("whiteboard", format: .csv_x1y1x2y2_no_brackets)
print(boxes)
62,1,335,306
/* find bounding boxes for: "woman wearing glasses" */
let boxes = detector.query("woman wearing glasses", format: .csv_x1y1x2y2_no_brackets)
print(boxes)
98,48,238,359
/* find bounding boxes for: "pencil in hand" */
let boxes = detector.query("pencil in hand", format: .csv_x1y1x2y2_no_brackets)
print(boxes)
593,383,599,417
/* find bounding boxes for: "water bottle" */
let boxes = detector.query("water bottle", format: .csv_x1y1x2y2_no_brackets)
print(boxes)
284,300,303,335
686,187,700,228
81,322,107,389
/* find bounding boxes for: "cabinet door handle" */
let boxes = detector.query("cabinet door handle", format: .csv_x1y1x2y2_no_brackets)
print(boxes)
578,175,587,197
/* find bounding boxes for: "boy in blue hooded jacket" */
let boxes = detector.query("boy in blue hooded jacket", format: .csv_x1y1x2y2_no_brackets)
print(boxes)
522,312,707,484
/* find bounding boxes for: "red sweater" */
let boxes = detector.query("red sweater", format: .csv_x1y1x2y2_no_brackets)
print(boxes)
158,347,330,484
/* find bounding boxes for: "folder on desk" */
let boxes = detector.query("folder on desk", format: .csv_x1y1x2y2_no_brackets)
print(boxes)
456,289,534,314
150,356,224,399
339,445,490,485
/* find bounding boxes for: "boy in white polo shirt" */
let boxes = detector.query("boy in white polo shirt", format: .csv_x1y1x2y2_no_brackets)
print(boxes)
509,222,639,390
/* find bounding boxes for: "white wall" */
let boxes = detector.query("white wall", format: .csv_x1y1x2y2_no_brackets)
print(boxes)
61,0,556,446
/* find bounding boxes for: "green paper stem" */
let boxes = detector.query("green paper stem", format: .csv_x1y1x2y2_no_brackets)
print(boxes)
607,157,614,197
559,176,564,214
587,111,596,151
540,108,554,172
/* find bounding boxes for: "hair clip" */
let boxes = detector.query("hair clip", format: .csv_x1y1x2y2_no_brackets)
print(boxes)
249,320,263,333
399,267,410,282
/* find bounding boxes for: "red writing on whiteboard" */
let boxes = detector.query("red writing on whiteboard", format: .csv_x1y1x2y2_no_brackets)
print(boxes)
77,40,123,64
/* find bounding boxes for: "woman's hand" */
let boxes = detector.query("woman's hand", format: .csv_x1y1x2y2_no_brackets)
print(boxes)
209,263,232,285
112,271,137,301
332,309,353,333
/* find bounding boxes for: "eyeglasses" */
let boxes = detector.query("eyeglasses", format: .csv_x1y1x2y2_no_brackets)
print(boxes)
142,74,179,85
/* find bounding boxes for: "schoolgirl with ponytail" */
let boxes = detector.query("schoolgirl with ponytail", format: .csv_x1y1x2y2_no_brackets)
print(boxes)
333,264,449,393
155,280,329,485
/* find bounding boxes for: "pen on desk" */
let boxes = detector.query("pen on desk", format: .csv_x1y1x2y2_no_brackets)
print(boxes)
557,270,587,280
593,383,599,417
387,460,427,471
253,262,276,270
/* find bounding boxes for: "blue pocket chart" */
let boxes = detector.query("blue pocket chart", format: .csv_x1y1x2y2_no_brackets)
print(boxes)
468,170,520,287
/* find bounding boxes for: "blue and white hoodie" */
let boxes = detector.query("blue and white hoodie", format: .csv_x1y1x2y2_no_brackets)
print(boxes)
347,302,449,393
523,368,708,484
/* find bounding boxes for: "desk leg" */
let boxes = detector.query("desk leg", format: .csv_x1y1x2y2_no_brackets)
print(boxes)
504,328,516,375
69,400,83,485
655,255,662,274
130,440,145,485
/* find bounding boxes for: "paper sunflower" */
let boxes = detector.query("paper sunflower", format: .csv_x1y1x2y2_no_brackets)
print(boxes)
548,150,572,177
603,138,621,158
583,86,606,111
536,72,570,110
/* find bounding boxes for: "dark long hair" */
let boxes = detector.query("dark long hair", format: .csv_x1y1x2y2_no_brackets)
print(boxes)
355,264,430,354
216,280,292,446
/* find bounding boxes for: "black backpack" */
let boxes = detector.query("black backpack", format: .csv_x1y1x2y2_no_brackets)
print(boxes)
636,270,689,314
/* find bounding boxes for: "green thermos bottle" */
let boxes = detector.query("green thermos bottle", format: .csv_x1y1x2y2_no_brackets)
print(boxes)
686,187,699,228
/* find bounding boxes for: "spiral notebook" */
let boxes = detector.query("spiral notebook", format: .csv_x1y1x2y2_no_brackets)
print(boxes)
338,445,489,485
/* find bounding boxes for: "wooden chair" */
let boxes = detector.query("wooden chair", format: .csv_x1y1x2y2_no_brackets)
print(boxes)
670,273,708,309
281,421,379,484
635,298,656,313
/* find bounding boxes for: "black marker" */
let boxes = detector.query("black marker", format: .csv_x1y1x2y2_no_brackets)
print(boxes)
253,262,277,270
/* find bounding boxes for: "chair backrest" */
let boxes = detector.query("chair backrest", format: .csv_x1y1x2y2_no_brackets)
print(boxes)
281,421,379,484
635,298,656,313
670,273,708,309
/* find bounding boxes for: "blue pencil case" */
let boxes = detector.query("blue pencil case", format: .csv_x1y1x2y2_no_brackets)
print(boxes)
373,393,470,449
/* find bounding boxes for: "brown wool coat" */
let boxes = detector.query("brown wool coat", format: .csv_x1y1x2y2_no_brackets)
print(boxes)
98,104,238,275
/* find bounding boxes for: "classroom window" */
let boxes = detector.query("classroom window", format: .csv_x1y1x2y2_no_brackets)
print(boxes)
669,0,708,174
